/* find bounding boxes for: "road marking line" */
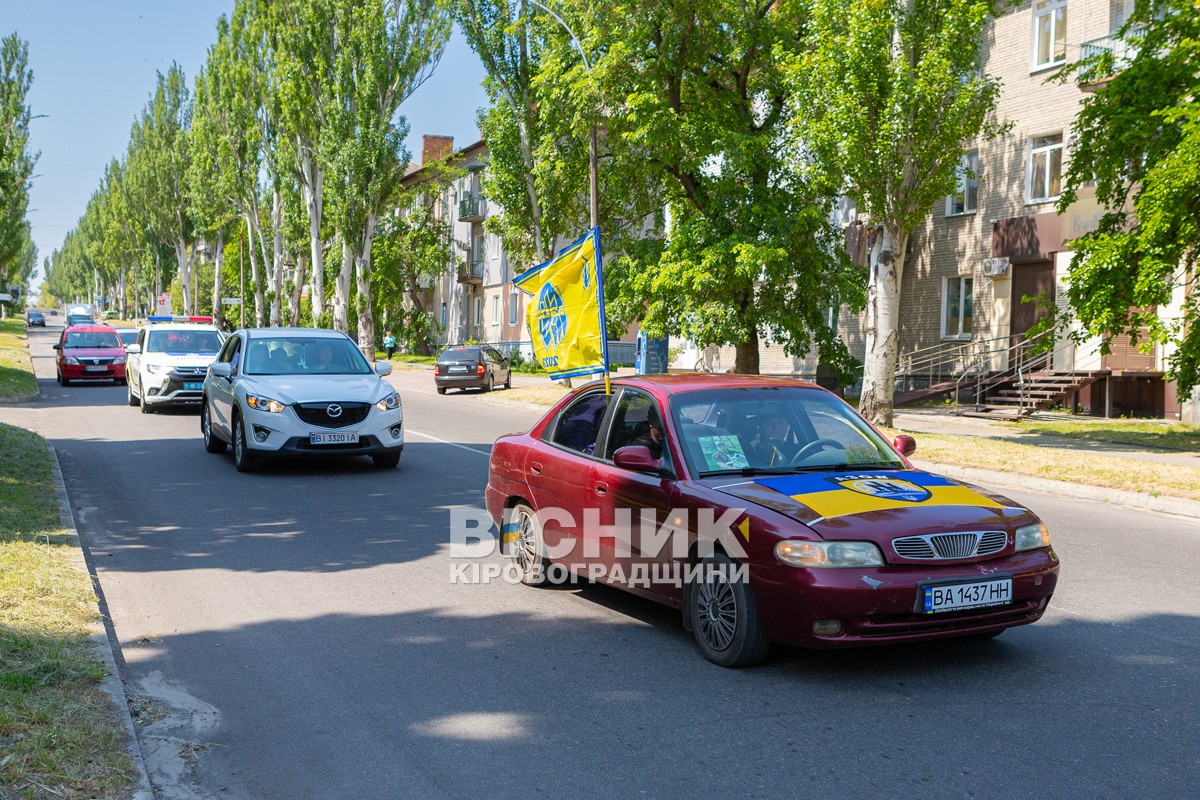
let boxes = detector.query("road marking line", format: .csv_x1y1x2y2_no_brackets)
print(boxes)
406,429,491,457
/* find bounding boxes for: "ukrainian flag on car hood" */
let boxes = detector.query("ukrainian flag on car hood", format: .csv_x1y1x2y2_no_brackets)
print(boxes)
514,228,608,381
753,471,1003,522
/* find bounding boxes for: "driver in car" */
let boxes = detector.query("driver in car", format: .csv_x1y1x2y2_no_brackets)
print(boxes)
749,412,796,466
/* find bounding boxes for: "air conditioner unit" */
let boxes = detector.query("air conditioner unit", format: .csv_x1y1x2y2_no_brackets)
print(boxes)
981,256,1010,277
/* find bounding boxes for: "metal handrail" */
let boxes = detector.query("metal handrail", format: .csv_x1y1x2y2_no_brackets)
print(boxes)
972,331,1053,413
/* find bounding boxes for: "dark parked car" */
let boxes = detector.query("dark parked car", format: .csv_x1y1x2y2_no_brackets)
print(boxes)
66,313,95,327
434,345,511,394
485,374,1059,667
26,310,45,327
115,328,139,347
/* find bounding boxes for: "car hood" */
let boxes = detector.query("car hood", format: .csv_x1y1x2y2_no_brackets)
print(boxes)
62,347,125,359
706,469,1034,541
146,353,218,368
238,374,389,404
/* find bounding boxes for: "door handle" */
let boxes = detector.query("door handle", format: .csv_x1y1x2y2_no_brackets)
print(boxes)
530,462,543,475
594,482,608,496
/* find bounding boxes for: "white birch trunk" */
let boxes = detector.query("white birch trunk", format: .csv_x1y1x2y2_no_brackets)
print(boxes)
245,216,265,327
332,236,352,334
211,230,225,328
270,187,284,327
300,145,325,320
859,226,907,427
355,214,377,361
289,251,307,326
175,240,191,315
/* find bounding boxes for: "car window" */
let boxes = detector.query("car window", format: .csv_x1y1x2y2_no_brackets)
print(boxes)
147,329,223,354
64,331,121,348
669,386,905,475
547,392,613,457
438,347,480,363
605,389,673,472
243,336,371,375
117,330,138,346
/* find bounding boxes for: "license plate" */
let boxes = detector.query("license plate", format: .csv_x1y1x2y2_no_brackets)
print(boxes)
448,365,468,373
310,432,359,445
85,365,108,372
183,381,203,391
922,578,1012,614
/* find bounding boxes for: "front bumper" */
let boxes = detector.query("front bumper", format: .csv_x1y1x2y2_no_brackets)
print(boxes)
750,548,1060,648
241,404,405,457
143,370,208,405
61,363,126,380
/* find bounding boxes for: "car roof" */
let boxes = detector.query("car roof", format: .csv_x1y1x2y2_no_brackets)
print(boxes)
241,327,349,339
141,323,219,332
64,324,119,333
598,373,822,395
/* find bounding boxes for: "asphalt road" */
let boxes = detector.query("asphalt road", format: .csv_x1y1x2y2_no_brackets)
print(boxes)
4,324,1199,800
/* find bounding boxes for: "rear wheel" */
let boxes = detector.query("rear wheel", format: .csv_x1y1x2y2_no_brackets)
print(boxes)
127,380,138,406
503,371,511,390
689,551,771,668
482,373,494,393
202,402,227,454
436,386,447,395
372,453,400,469
233,415,259,473
139,392,153,414
506,503,550,586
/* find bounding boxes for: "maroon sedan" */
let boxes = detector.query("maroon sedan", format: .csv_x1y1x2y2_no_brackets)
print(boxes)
53,324,128,386
486,375,1058,667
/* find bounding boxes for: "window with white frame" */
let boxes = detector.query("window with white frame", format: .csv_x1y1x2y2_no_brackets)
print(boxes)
942,277,974,339
1029,133,1064,202
508,292,520,325
440,302,446,328
946,151,979,216
474,297,483,327
1033,0,1067,69
491,295,500,326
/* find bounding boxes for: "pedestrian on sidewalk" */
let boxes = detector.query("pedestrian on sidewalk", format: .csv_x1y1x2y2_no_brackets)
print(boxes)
383,331,396,360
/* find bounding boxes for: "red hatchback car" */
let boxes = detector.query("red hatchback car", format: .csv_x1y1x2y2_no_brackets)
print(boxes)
53,324,128,385
486,375,1059,667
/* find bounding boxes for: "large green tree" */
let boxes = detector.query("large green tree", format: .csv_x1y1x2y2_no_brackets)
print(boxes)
590,0,861,375
0,33,38,286
1058,0,1200,406
788,0,1006,425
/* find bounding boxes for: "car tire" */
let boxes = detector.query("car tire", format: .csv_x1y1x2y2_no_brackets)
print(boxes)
202,402,227,454
127,380,139,406
232,415,259,473
482,373,493,393
436,387,447,395
139,392,153,414
115,377,126,386
57,370,69,386
689,550,771,668
503,371,511,390
372,453,400,469
506,502,551,586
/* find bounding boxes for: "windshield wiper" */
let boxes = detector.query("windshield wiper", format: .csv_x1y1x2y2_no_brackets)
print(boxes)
698,466,804,478
789,461,905,473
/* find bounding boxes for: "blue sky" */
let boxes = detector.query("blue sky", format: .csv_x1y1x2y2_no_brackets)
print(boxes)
3,1,488,287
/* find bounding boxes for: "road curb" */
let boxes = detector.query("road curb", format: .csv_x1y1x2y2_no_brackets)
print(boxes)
47,446,154,800
0,389,40,405
913,457,1200,521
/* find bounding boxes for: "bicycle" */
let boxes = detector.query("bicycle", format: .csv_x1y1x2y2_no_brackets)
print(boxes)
693,344,721,373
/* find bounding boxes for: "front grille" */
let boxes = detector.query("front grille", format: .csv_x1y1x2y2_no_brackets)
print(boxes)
171,366,207,377
293,402,370,429
892,530,1008,560
79,357,115,365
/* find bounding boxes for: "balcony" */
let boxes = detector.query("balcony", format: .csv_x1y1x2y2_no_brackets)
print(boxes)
457,260,484,285
458,195,486,222
1078,28,1145,90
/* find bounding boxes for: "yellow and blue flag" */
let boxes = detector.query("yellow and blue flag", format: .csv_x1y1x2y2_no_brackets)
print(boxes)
514,227,609,381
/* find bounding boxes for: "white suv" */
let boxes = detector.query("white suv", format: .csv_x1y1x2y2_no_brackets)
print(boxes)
201,328,403,472
126,320,225,413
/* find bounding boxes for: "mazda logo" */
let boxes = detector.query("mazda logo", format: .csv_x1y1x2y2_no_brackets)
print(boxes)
326,404,342,418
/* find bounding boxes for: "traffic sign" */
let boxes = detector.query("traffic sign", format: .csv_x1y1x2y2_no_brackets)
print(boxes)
221,297,242,306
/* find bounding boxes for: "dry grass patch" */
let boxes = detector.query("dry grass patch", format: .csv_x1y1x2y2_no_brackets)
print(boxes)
999,419,1200,452
0,423,137,799
0,318,38,399
491,384,570,407
883,426,1200,502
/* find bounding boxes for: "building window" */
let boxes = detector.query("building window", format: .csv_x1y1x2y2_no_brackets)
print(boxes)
440,302,446,328
1033,0,1067,69
491,295,500,325
942,277,974,339
508,292,520,325
1029,134,1064,202
474,297,483,327
946,151,979,216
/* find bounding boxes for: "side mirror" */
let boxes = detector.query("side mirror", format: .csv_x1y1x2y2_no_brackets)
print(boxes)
613,445,662,473
52,343,61,350
125,343,141,355
209,362,233,379
893,435,917,457
375,362,393,377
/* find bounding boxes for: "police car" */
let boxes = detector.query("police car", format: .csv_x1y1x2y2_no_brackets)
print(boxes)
125,316,225,413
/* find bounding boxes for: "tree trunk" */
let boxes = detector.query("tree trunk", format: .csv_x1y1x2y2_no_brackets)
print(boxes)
175,240,191,315
289,250,307,327
354,215,377,361
245,216,265,327
858,226,907,427
300,145,325,320
332,235,352,333
211,230,225,329
734,328,760,374
270,188,284,327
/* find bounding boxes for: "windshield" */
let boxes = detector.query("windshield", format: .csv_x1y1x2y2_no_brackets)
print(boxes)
243,336,372,376
116,330,138,345
65,331,121,349
438,347,480,363
669,386,905,476
147,329,223,354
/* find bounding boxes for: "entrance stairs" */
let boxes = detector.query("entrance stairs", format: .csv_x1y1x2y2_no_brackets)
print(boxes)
968,370,1110,417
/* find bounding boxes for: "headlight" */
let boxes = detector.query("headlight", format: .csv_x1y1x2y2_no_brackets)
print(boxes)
114,356,127,365
146,363,166,374
375,391,400,412
775,540,884,568
64,356,80,365
246,395,286,413
1015,522,1051,552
